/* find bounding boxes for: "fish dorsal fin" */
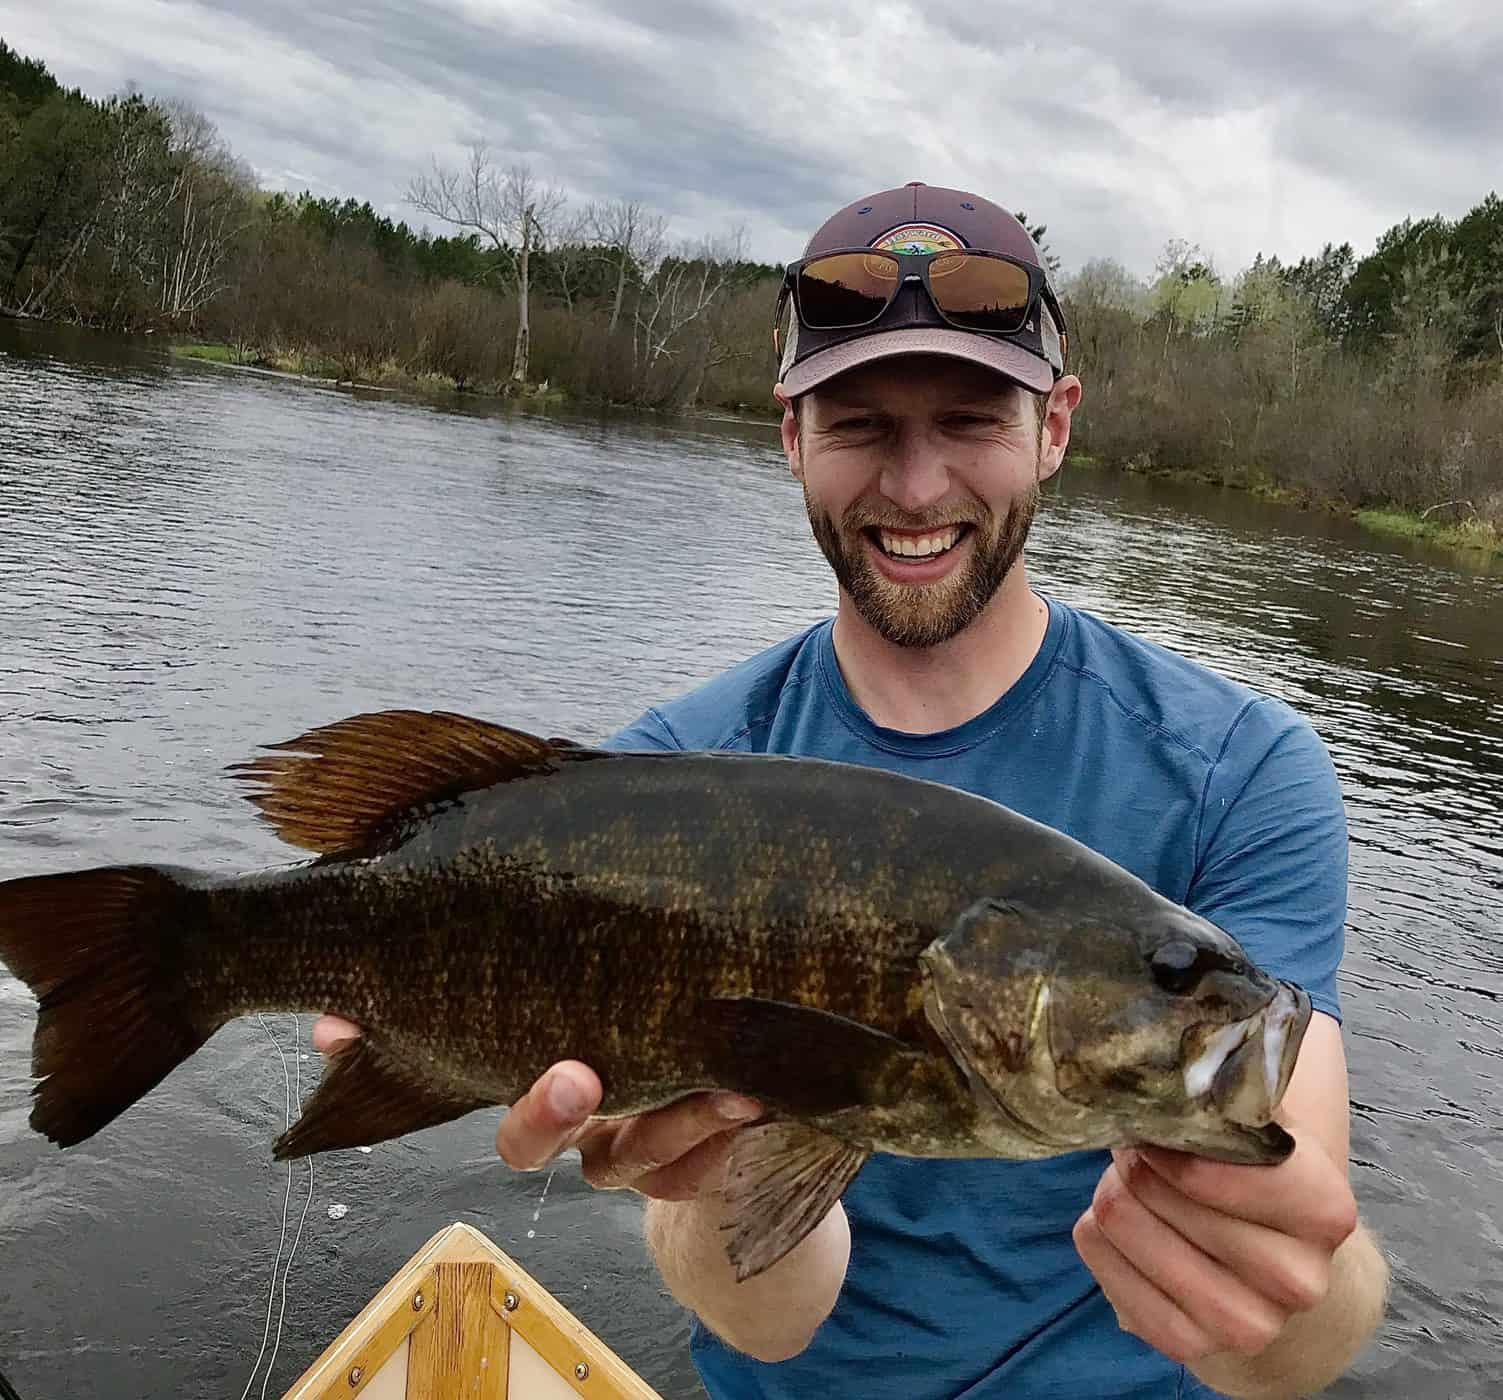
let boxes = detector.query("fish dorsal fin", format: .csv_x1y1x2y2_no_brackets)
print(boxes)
721,1118,868,1281
229,709,594,855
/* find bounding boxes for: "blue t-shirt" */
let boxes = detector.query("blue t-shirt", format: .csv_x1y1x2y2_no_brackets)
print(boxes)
605,597,1347,1400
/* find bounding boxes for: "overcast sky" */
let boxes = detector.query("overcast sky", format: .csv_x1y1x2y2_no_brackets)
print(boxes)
6,0,1501,281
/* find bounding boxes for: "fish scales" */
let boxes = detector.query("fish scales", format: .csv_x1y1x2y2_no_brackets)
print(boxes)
0,708,1313,1279
189,752,984,1114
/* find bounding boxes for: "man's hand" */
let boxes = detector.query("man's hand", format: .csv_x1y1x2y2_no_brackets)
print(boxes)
1072,1136,1356,1364
1072,1013,1387,1397
309,1015,761,1200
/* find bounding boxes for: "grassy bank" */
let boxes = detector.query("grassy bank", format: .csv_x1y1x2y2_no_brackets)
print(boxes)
1354,508,1502,556
170,342,566,403
1066,453,1503,559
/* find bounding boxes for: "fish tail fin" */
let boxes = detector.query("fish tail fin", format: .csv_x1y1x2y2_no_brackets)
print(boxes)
0,865,215,1147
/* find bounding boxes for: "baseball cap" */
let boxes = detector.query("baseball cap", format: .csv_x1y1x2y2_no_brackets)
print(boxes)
778,181,1067,397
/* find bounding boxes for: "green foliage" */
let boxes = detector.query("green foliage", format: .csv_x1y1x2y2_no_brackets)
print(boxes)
1148,239,1223,332
0,91,113,306
1013,210,1061,274
1282,242,1355,337
0,39,62,112
1340,214,1451,344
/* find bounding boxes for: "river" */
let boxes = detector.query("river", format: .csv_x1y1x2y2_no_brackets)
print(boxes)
0,318,1499,1399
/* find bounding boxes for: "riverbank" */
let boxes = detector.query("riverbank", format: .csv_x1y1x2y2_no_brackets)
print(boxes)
1065,453,1503,560
170,343,567,404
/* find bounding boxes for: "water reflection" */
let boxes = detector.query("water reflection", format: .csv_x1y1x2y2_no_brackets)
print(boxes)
0,319,1500,1399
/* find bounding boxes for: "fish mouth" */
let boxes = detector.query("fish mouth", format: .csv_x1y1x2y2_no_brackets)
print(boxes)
1181,982,1312,1126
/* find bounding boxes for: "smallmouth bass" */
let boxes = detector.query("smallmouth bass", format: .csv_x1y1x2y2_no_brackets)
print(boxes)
0,709,1311,1278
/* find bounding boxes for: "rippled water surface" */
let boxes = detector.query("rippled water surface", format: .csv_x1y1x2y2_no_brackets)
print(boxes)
1,320,1499,1398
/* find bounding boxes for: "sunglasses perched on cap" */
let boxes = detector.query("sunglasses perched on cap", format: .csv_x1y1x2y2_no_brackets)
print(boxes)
774,247,1067,364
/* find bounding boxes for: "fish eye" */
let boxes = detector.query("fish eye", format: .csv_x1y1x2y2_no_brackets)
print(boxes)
1150,940,1207,995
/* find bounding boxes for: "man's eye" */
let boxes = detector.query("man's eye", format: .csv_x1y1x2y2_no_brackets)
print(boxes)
944,414,991,427
832,417,876,431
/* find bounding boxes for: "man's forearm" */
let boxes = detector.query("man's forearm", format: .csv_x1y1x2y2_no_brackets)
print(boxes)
644,1195,849,1363
1190,1223,1389,1399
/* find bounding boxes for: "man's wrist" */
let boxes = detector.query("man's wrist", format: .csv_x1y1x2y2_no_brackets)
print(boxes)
1188,1222,1389,1399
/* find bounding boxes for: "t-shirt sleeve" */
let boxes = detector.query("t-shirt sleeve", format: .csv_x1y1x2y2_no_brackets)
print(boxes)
1188,698,1348,1023
600,707,683,752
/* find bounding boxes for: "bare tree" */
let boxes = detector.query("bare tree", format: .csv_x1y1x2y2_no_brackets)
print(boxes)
407,145,565,384
540,208,591,315
584,198,666,333
632,229,749,405
158,102,252,320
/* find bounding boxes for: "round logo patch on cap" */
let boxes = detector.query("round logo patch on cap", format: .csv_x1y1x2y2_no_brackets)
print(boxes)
872,222,964,255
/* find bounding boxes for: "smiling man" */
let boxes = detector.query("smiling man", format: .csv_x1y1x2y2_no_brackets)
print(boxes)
318,182,1388,1397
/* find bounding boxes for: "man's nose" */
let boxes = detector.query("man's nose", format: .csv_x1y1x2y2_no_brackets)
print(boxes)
879,430,951,514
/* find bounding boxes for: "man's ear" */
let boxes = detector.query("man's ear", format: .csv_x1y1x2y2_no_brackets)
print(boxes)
775,383,803,481
1038,375,1083,482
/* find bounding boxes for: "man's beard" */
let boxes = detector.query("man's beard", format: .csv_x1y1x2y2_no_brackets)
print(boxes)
804,481,1040,649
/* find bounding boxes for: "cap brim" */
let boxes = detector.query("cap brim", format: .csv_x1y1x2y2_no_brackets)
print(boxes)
781,327,1055,397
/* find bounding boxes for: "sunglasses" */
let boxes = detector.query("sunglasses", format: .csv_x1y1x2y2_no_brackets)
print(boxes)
775,247,1066,359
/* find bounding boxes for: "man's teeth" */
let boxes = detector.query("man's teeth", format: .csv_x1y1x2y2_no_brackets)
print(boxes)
878,526,962,559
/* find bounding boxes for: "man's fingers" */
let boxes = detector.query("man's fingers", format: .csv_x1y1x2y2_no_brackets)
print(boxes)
630,1129,740,1202
1091,1161,1289,1357
579,1092,760,1192
495,1062,604,1171
1111,1150,1333,1314
312,1014,363,1053
1131,1143,1357,1249
1073,1208,1217,1365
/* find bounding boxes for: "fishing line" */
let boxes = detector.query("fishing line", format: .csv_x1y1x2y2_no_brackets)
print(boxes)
239,1014,314,1400
262,1017,315,1400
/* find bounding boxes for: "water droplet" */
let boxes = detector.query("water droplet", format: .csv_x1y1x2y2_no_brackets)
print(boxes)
327,1203,348,1221
356,1145,373,1154
526,1228,535,1239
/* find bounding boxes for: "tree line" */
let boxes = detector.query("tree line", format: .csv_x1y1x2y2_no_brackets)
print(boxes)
2,40,1499,536
1065,222,1503,535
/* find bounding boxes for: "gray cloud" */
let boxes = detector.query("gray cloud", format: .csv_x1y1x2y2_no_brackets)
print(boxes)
5,0,1501,282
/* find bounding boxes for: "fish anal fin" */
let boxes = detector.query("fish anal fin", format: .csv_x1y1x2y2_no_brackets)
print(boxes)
721,1118,867,1282
699,995,928,1119
274,1038,493,1159
229,709,598,855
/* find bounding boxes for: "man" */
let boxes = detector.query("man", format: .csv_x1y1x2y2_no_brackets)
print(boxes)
317,182,1388,1397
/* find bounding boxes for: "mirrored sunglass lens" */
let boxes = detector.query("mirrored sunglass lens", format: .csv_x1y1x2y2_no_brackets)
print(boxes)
930,255,1032,332
796,253,898,327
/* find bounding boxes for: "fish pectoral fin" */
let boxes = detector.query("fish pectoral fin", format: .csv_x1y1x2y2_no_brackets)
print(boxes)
699,995,928,1117
721,1118,868,1282
273,1038,492,1160
228,709,601,854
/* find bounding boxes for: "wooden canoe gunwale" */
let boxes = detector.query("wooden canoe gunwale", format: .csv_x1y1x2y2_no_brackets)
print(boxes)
281,1221,664,1400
